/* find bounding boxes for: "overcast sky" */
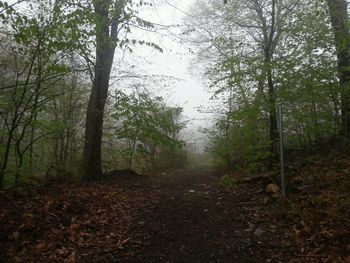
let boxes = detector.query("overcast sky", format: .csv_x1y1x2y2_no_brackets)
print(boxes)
117,0,213,148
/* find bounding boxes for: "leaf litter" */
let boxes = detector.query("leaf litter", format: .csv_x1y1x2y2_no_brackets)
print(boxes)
0,161,349,262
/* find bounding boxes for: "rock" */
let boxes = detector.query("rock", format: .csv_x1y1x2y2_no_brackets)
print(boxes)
254,227,264,237
291,176,303,184
270,192,282,199
243,177,253,183
265,183,280,194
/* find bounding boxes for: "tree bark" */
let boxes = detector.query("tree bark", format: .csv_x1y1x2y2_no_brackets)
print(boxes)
260,0,279,166
267,63,278,164
83,0,118,180
327,0,350,137
83,45,116,179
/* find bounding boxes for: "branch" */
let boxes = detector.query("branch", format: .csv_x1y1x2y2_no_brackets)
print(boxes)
0,0,26,14
0,73,67,90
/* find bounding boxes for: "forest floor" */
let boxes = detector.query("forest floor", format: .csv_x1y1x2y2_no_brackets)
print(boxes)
1,160,350,263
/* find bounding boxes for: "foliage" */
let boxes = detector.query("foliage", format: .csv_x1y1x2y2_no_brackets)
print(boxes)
0,0,92,186
0,0,171,186
111,90,186,171
187,0,341,172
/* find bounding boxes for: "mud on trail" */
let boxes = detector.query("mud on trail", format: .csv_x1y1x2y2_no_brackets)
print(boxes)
1,169,299,263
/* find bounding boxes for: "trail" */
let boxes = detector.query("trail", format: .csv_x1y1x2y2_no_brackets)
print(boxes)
115,169,298,263
1,169,300,263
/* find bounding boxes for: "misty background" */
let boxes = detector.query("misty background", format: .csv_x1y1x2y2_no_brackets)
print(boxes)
111,0,212,152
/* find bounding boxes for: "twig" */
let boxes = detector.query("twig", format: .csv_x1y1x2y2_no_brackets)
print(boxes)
296,254,325,258
319,209,350,227
47,212,59,221
102,237,134,254
116,237,133,249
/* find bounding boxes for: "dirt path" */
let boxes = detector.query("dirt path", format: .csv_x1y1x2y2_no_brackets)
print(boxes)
115,169,298,263
1,169,300,263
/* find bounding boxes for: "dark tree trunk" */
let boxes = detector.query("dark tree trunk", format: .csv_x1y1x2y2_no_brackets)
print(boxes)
327,0,350,137
83,0,118,180
28,112,37,176
128,135,138,170
83,47,116,179
265,0,279,167
267,65,278,165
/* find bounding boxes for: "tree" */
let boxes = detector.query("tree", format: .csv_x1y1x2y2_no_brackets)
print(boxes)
0,0,164,186
189,0,306,165
187,0,340,172
327,0,350,137
112,90,185,171
83,0,127,180
82,0,159,179
0,0,91,186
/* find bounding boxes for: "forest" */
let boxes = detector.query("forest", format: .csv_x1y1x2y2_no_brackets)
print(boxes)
1,0,350,262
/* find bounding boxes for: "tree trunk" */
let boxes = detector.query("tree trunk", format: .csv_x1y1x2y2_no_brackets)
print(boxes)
28,112,37,176
224,55,235,170
267,64,278,165
128,137,137,170
83,48,115,179
266,0,279,167
327,0,350,137
0,127,15,186
83,0,117,180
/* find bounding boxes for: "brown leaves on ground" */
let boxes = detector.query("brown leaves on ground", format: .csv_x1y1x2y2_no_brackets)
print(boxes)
282,159,350,262
0,160,350,263
0,179,161,262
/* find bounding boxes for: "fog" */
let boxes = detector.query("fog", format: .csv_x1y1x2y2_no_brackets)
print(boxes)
113,0,213,151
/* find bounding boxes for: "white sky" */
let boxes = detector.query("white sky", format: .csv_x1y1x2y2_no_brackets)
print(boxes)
118,0,213,149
